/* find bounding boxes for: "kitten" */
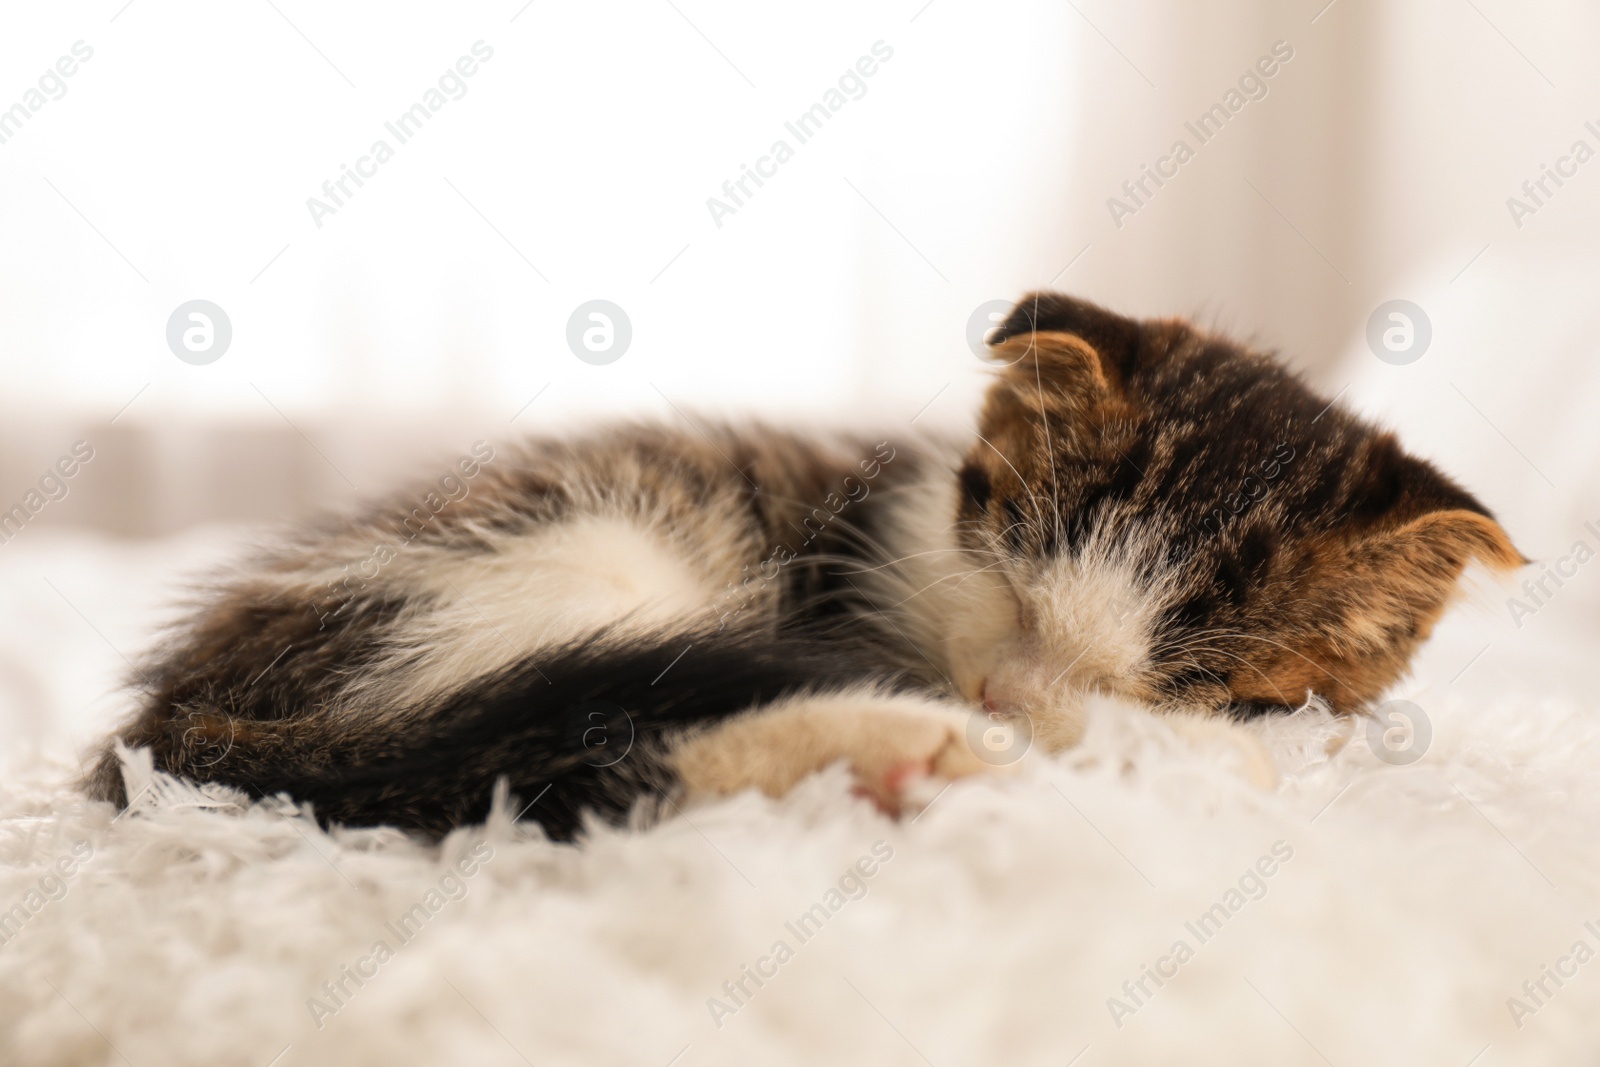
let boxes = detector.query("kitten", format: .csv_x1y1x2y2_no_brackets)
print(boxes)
85,293,1522,839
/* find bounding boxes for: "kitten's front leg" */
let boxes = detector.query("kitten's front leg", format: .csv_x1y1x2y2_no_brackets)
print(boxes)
669,688,1018,815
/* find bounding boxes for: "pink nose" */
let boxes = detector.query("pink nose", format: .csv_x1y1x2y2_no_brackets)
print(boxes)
980,679,1021,715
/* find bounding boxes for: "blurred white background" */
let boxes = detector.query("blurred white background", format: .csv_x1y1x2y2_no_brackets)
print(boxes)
3,0,1600,757
4,0,1599,531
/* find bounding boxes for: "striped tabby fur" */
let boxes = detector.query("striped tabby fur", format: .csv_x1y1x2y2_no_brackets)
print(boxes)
87,294,1522,839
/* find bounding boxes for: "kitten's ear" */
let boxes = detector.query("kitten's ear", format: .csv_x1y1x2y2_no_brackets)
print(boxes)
1343,433,1528,572
1327,509,1521,653
987,330,1116,407
974,327,1122,473
1360,508,1523,584
1243,507,1523,712
1331,437,1525,645
988,292,1143,362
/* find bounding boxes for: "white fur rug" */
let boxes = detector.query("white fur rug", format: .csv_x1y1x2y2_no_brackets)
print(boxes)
3,531,1599,1066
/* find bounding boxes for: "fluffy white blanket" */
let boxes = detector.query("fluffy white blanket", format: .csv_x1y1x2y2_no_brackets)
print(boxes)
2,530,1597,1066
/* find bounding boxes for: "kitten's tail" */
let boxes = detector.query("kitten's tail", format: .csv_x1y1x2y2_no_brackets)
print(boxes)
87,627,907,840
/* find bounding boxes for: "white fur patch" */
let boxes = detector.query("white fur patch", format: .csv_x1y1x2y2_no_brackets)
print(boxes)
358,516,717,710
865,468,1182,751
859,464,1021,700
1012,527,1174,692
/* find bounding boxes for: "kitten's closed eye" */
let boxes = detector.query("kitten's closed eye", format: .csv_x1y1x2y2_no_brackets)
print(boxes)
1226,699,1300,720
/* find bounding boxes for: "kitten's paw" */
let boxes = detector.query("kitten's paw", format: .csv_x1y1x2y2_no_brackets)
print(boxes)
670,691,1015,817
849,759,938,816
846,716,1005,816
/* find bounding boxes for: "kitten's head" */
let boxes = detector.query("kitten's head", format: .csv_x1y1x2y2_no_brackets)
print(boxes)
948,292,1522,730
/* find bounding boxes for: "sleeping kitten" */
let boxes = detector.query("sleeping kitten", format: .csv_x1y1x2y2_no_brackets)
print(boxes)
86,293,1522,839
